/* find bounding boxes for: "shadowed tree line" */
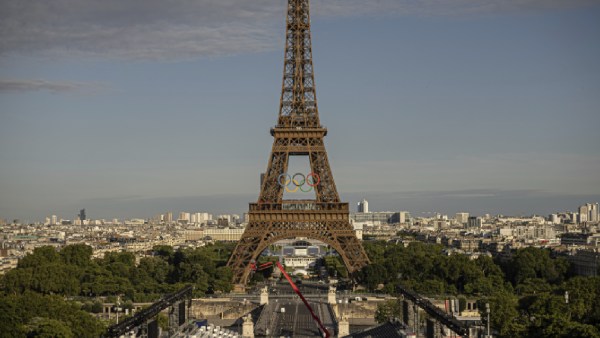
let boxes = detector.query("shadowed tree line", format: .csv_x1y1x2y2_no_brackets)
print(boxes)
2,241,599,337
362,241,600,338
0,243,235,337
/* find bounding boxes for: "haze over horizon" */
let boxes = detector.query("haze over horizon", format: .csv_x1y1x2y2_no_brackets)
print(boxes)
1,0,599,221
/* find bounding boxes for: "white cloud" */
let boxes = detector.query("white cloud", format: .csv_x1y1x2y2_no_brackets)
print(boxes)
0,79,105,93
313,0,599,17
0,0,283,60
0,0,597,60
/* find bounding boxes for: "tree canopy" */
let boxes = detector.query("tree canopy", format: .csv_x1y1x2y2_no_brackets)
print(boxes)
359,241,600,337
0,242,235,336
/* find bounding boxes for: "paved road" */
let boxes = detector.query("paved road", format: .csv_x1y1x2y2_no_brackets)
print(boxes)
261,299,335,338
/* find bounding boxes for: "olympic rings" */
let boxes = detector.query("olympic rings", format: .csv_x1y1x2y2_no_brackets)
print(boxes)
277,172,320,192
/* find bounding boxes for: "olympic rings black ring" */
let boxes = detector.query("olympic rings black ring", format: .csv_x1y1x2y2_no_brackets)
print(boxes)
277,172,320,192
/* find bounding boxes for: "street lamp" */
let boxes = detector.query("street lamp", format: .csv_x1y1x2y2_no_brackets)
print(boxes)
565,291,570,320
414,303,419,338
485,303,490,338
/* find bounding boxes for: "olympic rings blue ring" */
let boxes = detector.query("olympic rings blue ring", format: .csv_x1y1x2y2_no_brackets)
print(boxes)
278,174,291,187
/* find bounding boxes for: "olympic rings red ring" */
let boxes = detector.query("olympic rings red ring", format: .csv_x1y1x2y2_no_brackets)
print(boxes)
307,172,320,187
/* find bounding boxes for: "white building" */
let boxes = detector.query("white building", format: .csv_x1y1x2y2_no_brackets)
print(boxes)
579,205,589,223
455,212,470,225
203,227,244,241
467,216,482,228
580,203,599,223
178,212,191,223
357,199,369,213
399,211,411,224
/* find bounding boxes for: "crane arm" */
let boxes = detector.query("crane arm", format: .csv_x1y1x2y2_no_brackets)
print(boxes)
274,261,331,338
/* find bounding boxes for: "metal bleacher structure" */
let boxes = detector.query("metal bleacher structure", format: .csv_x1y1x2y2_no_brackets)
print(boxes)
105,285,193,338
396,285,483,337
175,324,239,338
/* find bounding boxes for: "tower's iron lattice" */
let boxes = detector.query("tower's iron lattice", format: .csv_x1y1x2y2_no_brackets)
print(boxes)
227,0,369,285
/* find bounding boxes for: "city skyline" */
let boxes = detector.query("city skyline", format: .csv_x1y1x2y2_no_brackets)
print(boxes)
5,196,600,225
1,1,600,221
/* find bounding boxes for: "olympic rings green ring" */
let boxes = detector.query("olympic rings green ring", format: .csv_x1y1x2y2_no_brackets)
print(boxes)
299,183,313,192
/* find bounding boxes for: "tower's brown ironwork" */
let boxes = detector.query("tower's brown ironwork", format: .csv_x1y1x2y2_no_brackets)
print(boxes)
227,0,369,285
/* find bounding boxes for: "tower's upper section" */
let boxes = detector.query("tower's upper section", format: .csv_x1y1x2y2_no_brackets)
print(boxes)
277,0,321,129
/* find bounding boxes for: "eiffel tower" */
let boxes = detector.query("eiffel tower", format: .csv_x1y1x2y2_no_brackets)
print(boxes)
227,0,369,286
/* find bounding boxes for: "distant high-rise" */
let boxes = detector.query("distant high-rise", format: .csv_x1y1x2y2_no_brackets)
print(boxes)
583,203,598,222
467,216,482,228
357,199,369,213
165,212,173,223
79,209,86,221
178,212,190,223
590,203,599,222
399,211,411,224
193,212,211,224
51,215,57,225
579,204,589,223
455,212,470,225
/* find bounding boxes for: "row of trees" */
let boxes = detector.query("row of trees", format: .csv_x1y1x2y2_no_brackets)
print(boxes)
2,240,599,337
0,292,106,337
1,243,235,301
363,241,600,338
0,242,236,337
360,241,509,295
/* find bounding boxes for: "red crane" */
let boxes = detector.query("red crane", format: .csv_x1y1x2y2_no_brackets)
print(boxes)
251,261,331,338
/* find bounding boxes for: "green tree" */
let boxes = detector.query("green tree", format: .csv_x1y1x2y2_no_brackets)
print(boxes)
562,276,600,325
504,248,569,286
59,244,93,267
361,263,388,290
26,317,74,338
1,267,34,294
17,247,59,269
157,313,169,331
0,295,25,337
374,300,402,323
0,292,105,338
481,291,526,338
211,266,233,293
153,245,174,261
91,301,103,314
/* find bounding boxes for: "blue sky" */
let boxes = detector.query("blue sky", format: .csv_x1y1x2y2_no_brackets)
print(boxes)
1,0,599,221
